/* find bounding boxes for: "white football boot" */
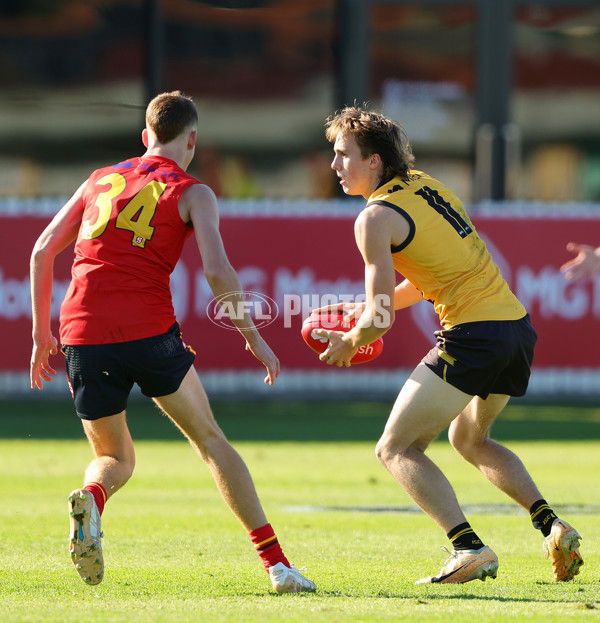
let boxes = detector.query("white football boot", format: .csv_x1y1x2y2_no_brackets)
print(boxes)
68,489,104,585
269,562,316,593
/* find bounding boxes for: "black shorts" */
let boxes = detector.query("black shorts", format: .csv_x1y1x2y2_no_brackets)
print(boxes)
421,314,537,400
62,323,196,421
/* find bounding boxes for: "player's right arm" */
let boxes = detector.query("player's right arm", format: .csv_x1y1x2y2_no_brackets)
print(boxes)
312,212,422,322
30,181,87,389
180,184,280,385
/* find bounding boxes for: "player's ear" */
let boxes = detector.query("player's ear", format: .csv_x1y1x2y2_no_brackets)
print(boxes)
142,128,149,148
369,153,381,169
188,130,197,150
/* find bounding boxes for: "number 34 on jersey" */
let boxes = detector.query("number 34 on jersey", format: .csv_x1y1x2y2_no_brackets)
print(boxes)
82,172,167,248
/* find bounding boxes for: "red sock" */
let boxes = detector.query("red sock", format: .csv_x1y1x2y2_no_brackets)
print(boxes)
249,523,290,572
83,482,108,516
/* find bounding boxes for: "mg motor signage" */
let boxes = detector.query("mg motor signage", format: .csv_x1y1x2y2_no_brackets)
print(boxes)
2,201,600,387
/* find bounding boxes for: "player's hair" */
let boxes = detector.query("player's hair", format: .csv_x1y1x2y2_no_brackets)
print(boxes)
325,105,415,182
145,91,198,145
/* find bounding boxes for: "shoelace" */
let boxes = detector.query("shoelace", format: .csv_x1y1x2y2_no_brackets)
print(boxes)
438,546,459,565
89,510,103,540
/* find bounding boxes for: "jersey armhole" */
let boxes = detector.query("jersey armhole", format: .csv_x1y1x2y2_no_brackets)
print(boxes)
178,180,203,227
368,200,416,253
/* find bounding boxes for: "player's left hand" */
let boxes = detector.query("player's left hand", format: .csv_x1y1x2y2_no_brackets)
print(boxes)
313,329,359,367
560,242,600,281
30,334,58,390
311,301,366,325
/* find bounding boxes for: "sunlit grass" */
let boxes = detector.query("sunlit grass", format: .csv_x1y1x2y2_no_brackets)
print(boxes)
0,400,598,622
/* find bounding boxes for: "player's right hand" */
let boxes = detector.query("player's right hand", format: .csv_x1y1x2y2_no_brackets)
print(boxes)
244,337,280,386
30,334,58,390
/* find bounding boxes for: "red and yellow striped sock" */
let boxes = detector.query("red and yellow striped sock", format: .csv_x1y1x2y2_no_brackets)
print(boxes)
83,481,108,516
249,523,290,572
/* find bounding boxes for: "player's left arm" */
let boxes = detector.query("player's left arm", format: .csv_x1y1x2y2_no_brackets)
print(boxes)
30,182,86,389
394,278,423,309
182,183,280,385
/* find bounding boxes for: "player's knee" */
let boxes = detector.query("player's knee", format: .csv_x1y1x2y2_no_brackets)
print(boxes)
193,428,229,463
375,433,403,467
375,437,387,466
448,425,460,450
449,427,467,455
449,425,481,461
117,440,136,475
122,453,136,480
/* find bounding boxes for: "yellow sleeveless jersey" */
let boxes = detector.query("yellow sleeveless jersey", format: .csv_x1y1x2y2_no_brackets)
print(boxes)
367,171,526,329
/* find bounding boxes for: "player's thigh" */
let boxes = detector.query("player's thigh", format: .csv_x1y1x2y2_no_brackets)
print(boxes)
153,366,225,445
382,363,473,452
81,410,135,464
448,393,510,448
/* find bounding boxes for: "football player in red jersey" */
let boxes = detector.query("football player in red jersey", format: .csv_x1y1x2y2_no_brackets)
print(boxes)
29,91,315,594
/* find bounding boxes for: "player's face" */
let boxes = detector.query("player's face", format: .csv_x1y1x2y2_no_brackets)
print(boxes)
331,133,375,198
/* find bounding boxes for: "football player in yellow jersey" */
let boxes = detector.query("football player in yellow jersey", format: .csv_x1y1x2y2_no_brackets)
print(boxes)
316,105,583,585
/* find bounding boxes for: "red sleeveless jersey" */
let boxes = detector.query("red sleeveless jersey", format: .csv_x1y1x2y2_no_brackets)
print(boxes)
60,156,198,344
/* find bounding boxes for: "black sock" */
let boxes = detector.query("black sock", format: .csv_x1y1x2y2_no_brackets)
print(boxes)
447,522,484,551
530,499,557,537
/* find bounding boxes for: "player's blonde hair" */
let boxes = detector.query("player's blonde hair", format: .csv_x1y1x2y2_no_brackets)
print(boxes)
145,91,198,145
325,105,415,182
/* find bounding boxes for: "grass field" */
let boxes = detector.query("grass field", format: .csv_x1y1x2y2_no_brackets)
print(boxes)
0,398,599,622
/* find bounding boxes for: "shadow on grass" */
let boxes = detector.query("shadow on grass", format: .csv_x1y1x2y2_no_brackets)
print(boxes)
1,398,599,441
319,590,597,605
